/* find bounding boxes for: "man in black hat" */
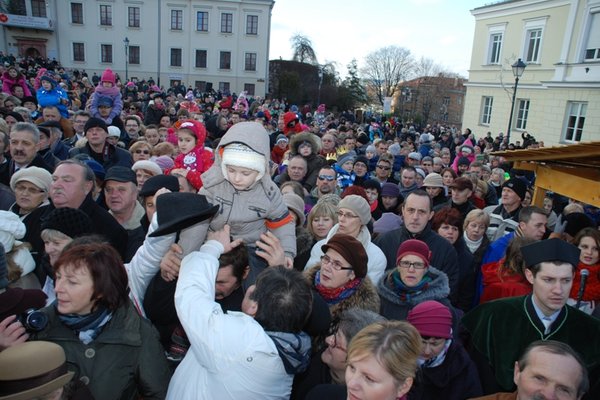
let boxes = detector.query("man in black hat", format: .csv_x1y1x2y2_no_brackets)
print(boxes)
38,119,69,160
462,238,600,399
68,117,133,169
484,177,528,241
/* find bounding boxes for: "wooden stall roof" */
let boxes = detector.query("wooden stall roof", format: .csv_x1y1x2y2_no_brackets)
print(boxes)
491,142,600,207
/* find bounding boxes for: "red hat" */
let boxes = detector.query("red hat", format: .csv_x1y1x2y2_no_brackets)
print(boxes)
219,96,233,110
178,120,206,144
396,239,431,267
407,300,452,339
101,68,116,84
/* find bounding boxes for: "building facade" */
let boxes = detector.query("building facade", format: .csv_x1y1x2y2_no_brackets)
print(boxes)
0,0,274,95
462,0,599,145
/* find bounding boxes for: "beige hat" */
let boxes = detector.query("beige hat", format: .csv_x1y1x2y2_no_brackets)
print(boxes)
132,160,163,177
422,173,444,188
338,195,371,225
9,166,52,193
0,341,74,400
283,192,305,226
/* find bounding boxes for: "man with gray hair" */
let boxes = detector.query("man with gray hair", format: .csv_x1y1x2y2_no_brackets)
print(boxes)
0,122,52,186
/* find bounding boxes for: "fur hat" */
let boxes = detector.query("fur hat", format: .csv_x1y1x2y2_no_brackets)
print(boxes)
502,178,527,200
101,68,116,84
10,166,52,193
338,195,371,225
0,211,26,252
221,143,266,181
40,208,93,239
283,193,305,227
154,155,175,172
423,173,444,188
132,160,162,177
407,300,452,339
396,239,431,267
321,233,368,279
0,341,75,400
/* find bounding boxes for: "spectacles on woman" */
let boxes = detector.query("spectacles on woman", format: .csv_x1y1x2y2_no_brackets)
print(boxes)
398,260,427,270
14,184,45,195
376,165,391,170
336,211,359,220
320,254,353,271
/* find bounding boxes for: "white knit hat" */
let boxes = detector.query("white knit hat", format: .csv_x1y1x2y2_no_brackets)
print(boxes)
107,126,121,138
338,195,371,225
0,211,26,252
132,160,163,176
10,166,52,193
221,143,266,182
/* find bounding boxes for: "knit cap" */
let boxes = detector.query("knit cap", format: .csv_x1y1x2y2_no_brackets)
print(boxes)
84,117,108,134
388,143,401,156
354,155,369,167
365,145,376,154
283,193,305,226
321,233,368,278
338,195,371,225
423,173,444,188
408,152,422,161
132,160,162,177
221,143,266,181
396,239,431,267
107,126,121,138
154,156,175,172
97,96,114,107
10,166,52,193
276,134,288,144
457,157,471,167
502,178,527,201
407,300,452,339
101,68,116,84
0,211,27,252
373,213,403,234
381,182,400,198
337,151,356,167
41,208,93,239
40,71,57,87
178,120,207,143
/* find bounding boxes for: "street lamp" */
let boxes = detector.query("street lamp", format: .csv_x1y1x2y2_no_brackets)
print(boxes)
506,58,527,147
123,37,130,82
317,67,323,106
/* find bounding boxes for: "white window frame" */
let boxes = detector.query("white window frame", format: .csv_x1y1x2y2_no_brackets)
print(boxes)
486,24,506,65
72,42,85,62
171,9,183,31
221,13,233,33
70,2,83,24
563,102,587,143
480,96,493,125
521,18,547,64
515,99,530,130
583,10,600,61
196,11,209,32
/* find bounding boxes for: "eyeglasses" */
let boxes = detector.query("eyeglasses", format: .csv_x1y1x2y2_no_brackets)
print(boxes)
327,318,348,352
320,255,353,271
134,150,150,154
376,165,391,170
129,108,137,111
336,211,360,220
14,184,45,195
398,260,427,270
318,175,335,181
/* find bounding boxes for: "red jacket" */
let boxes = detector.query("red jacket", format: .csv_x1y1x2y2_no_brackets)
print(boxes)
480,259,531,303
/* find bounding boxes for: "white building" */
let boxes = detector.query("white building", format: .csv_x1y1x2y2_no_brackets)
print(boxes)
463,0,600,145
0,0,274,95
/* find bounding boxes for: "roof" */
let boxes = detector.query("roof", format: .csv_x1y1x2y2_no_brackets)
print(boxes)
491,142,600,169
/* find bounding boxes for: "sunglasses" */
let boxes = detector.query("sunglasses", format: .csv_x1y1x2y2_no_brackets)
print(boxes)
318,175,335,181
134,150,150,154
376,165,391,170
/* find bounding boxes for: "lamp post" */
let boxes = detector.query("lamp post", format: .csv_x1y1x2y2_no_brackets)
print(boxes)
317,67,323,106
123,37,130,82
506,58,527,147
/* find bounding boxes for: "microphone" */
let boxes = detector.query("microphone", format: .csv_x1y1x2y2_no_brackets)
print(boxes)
575,269,589,310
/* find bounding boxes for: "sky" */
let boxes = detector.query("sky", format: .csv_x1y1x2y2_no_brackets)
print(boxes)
269,0,490,78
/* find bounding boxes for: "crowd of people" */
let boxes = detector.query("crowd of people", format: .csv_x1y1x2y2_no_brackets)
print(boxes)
0,58,599,400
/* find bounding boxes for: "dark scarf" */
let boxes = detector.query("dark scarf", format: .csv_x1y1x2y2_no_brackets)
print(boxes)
390,269,433,302
314,271,362,305
57,304,112,345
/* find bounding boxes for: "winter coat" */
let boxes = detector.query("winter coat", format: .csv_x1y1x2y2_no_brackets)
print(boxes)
36,302,171,400
305,224,387,286
289,131,327,192
2,70,32,96
306,264,380,319
373,224,460,304
408,340,482,400
144,103,165,125
89,84,123,124
68,141,133,170
480,259,531,303
36,86,70,118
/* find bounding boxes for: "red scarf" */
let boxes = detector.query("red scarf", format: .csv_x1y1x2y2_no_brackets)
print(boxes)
315,271,362,305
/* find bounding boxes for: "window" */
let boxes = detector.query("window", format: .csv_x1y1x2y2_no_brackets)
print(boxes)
585,12,600,61
195,80,207,90
246,15,258,35
219,82,230,92
219,51,231,69
9,0,26,15
128,7,140,28
244,84,255,96
195,50,207,68
524,29,542,63
563,102,587,142
171,10,183,30
516,99,530,130
31,0,47,17
101,44,113,63
443,97,450,106
488,33,503,64
129,46,140,65
71,3,83,24
244,53,257,71
221,13,233,33
73,43,85,62
197,11,208,31
480,96,493,125
171,48,182,67
100,5,112,26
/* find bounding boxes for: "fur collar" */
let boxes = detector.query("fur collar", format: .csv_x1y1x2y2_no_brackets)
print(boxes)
377,266,450,307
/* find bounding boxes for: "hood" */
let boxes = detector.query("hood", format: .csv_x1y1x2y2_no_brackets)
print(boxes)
265,331,312,374
289,131,321,155
377,266,450,307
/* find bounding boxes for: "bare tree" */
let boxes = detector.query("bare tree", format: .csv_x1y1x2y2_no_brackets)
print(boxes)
290,34,318,65
361,46,415,106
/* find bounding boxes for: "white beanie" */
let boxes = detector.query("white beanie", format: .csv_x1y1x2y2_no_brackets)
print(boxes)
132,160,163,176
221,143,266,182
107,126,121,138
0,211,26,252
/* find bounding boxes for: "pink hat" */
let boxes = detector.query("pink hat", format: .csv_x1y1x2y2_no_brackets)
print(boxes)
396,239,431,267
101,68,116,84
407,300,452,339
178,120,206,143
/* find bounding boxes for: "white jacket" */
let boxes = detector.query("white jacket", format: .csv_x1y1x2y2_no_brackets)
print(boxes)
167,241,293,400
304,224,386,285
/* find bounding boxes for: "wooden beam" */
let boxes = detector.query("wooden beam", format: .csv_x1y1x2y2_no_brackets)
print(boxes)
534,165,600,207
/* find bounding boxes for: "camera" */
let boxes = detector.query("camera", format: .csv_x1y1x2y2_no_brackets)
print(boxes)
18,309,49,333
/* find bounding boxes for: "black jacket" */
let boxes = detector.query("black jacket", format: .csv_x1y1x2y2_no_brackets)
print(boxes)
0,155,53,186
69,142,133,170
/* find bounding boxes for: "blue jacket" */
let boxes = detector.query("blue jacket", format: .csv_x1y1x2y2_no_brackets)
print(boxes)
36,87,70,118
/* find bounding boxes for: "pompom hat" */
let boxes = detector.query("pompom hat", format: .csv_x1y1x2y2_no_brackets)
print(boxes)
221,143,266,181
